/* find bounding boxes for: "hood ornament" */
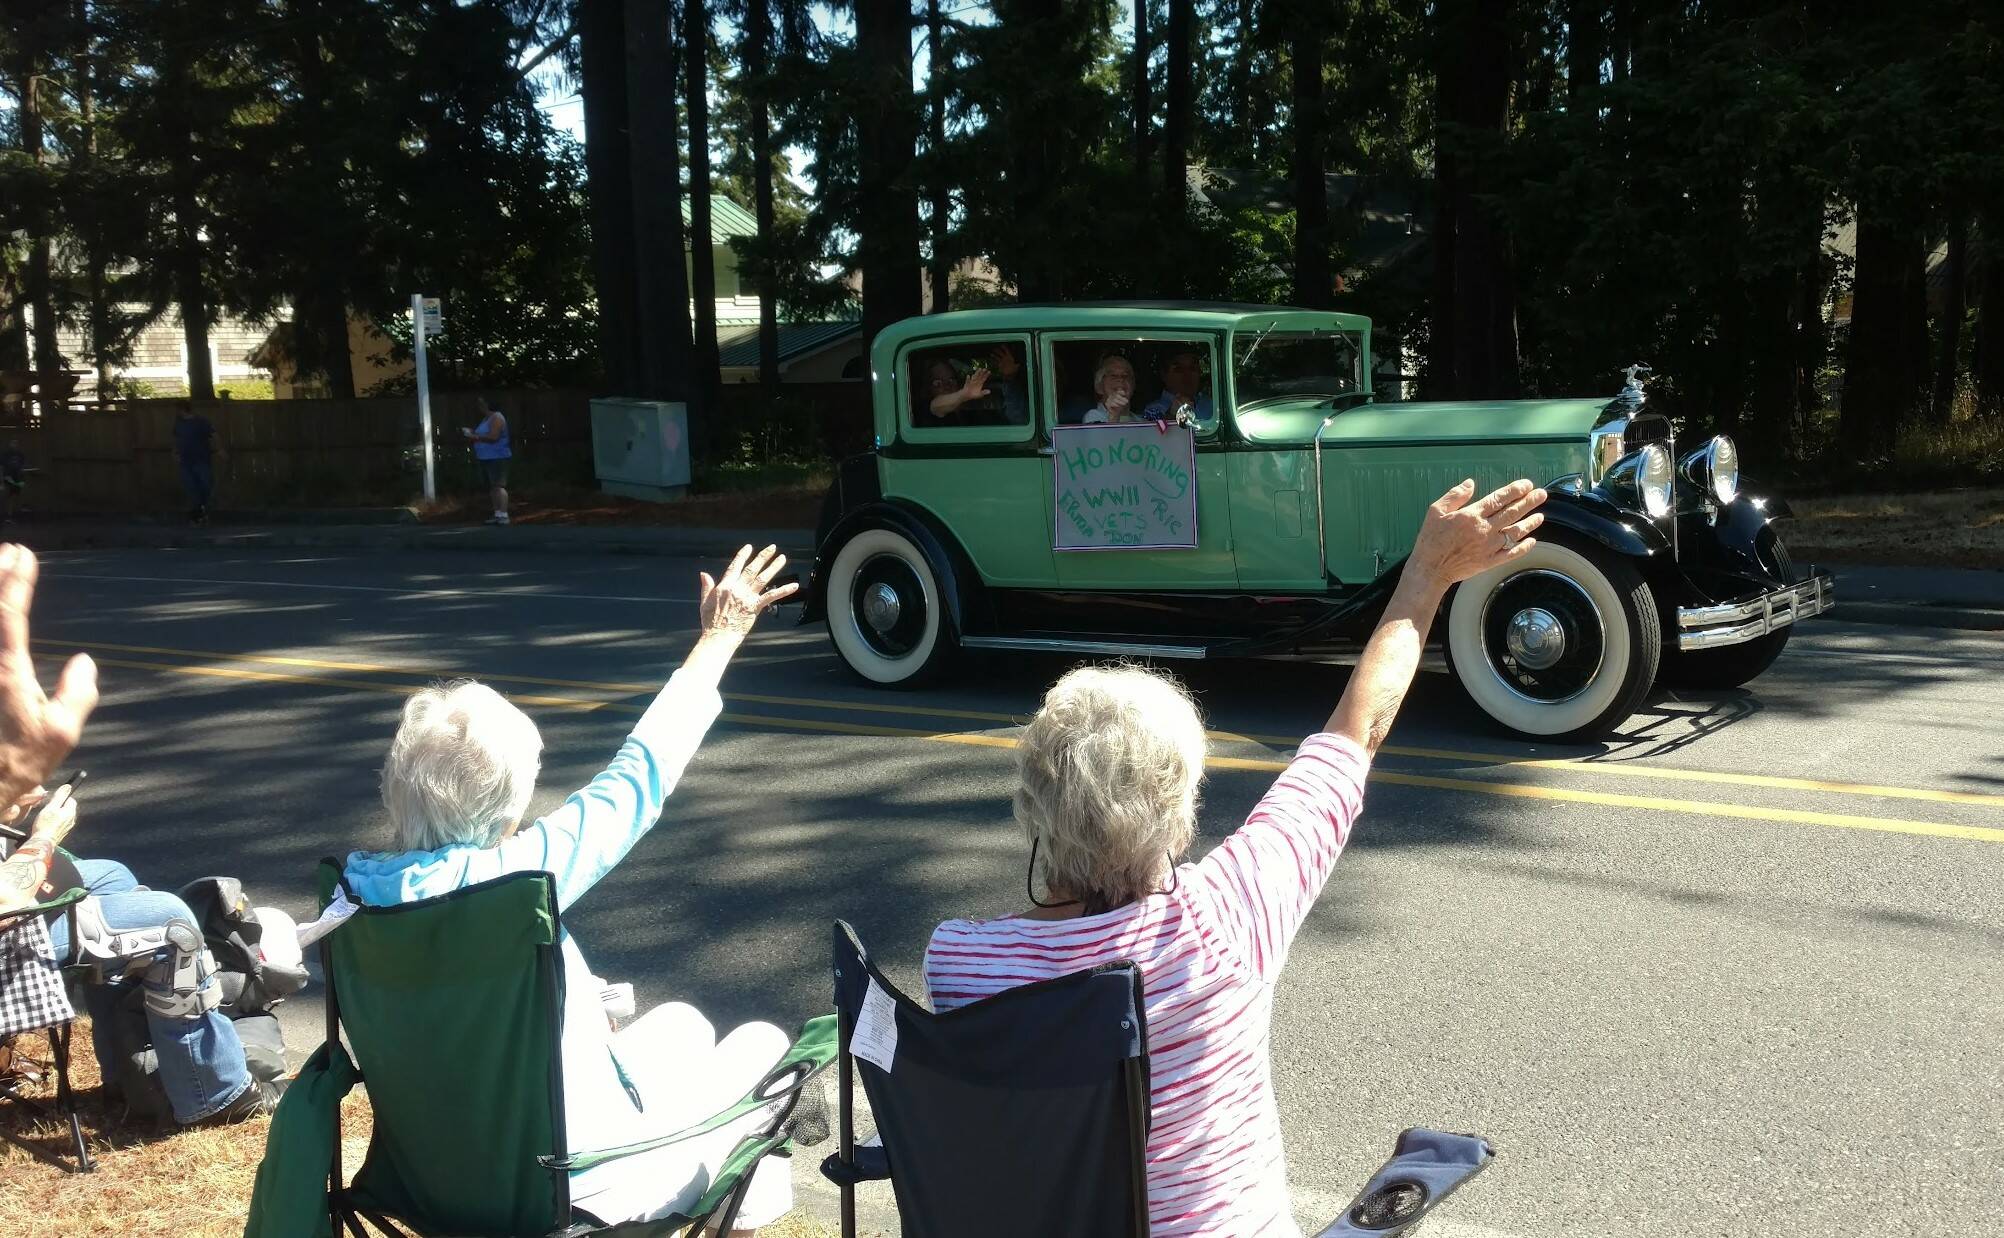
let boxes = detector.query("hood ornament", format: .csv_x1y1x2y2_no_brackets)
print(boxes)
1617,363,1652,407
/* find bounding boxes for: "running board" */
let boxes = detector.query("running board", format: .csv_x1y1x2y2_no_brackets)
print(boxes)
960,636,1210,660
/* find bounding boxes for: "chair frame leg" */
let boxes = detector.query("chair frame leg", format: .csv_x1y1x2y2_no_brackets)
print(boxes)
837,1005,856,1238
0,1023,95,1174
48,1022,93,1173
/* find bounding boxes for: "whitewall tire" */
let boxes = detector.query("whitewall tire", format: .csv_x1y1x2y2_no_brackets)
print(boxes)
1444,534,1660,741
826,527,956,687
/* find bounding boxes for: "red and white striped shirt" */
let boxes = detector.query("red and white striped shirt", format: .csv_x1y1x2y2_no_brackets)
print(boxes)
924,733,1370,1238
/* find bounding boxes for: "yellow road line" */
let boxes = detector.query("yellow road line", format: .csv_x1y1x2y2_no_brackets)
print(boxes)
49,649,2004,847
1242,736,2004,809
38,636,2004,811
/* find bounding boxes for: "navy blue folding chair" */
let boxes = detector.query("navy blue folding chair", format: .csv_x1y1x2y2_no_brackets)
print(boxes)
821,920,1495,1238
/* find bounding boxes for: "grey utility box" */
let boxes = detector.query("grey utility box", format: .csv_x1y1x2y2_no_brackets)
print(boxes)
590,398,691,501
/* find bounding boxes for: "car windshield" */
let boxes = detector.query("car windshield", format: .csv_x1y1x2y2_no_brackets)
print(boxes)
1233,329,1362,406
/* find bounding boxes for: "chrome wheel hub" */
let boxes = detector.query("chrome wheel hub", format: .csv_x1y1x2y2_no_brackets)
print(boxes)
1504,606,1567,671
862,582,903,634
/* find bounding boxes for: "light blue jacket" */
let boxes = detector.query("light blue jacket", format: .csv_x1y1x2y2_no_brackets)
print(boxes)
343,671,722,1210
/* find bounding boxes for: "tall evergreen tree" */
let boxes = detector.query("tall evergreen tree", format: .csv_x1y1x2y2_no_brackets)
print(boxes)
624,0,696,402
1428,0,1520,398
580,0,640,391
853,0,922,345
687,0,723,416
1291,19,1329,309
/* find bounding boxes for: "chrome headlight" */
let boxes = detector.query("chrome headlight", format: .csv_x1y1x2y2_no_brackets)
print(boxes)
1681,435,1739,505
1600,442,1674,519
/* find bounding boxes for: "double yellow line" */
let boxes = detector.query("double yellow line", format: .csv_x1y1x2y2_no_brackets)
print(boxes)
35,637,2004,846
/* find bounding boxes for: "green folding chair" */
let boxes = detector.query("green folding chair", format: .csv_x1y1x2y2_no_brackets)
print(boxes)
247,860,835,1238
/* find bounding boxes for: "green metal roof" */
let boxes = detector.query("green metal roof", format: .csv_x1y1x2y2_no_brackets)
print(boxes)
715,320,862,368
681,193,759,243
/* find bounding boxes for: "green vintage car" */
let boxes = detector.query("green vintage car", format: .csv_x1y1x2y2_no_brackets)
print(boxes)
800,302,1834,740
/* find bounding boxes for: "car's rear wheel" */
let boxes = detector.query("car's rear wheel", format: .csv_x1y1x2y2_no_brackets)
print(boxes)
826,527,956,687
1443,534,1660,741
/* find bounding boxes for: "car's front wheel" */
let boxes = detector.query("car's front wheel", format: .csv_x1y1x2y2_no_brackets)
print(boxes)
826,526,957,687
1443,534,1661,741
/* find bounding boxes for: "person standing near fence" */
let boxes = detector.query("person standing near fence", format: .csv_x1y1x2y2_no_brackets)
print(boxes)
172,402,224,526
461,397,511,526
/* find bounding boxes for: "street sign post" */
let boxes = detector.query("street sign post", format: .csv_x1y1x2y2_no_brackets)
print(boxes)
412,294,441,500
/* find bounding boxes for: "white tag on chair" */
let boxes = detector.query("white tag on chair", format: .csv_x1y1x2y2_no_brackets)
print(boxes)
295,888,360,952
852,976,899,1075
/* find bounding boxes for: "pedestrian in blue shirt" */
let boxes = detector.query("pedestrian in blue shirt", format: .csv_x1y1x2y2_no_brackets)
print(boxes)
460,397,512,525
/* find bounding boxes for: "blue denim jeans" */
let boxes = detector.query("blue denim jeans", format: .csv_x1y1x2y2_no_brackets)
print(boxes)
45,859,251,1123
180,458,213,510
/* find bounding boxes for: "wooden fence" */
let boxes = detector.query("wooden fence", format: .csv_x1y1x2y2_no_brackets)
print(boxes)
2,382,876,515
6,391,595,514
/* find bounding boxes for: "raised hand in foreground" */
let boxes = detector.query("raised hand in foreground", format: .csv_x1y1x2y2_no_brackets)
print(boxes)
1327,480,1547,754
1402,478,1548,593
684,544,800,683
0,545,97,809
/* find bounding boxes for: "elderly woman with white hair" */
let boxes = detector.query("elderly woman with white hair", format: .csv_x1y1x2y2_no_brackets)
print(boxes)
925,478,1548,1238
343,545,798,1234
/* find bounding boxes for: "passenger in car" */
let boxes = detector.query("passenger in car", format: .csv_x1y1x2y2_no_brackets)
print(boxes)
926,346,1029,426
1142,347,1215,423
1080,354,1140,424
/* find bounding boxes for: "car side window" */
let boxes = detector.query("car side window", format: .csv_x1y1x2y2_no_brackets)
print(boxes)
902,338,1034,438
1049,338,1218,432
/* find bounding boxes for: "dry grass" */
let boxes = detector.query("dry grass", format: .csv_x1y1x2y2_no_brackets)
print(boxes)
1,1022,841,1237
1785,487,2004,571
0,1023,371,1237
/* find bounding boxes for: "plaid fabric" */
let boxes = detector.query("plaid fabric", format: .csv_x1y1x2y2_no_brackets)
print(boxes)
0,916,74,1038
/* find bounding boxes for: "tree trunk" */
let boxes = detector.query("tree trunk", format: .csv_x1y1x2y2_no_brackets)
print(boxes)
317,291,355,399
1133,0,1151,190
1229,0,1258,141
1974,215,2004,418
1744,229,1823,464
79,16,114,393
1163,0,1193,221
170,128,215,401
1840,213,1929,455
624,0,695,402
1429,0,1521,399
856,0,923,347
582,0,639,391
1931,210,1968,422
1005,0,1068,303
1567,0,1600,111
686,0,722,428
1291,26,1330,309
925,0,951,313
19,46,60,373
747,0,780,390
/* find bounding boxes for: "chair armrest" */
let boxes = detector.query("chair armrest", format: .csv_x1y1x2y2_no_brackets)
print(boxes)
1312,1127,1495,1238
539,1013,839,1174
819,1140,891,1186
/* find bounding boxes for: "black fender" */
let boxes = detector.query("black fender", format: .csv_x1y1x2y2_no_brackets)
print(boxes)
799,499,990,636
1665,489,1798,608
1537,487,1673,559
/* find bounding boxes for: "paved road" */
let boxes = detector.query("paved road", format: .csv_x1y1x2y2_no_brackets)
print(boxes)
26,547,2004,1237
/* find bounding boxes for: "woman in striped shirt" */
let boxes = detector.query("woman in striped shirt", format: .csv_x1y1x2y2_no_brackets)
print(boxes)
924,478,1547,1237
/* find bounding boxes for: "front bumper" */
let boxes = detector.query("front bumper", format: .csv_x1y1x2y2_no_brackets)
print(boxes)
1676,572,1835,652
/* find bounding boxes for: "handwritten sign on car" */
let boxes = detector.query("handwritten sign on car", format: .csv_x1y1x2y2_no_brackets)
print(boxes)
1051,423,1199,551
